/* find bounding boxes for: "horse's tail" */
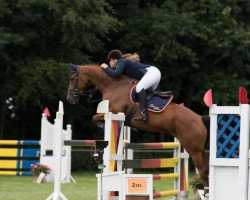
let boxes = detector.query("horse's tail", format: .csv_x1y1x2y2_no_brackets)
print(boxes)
202,115,210,135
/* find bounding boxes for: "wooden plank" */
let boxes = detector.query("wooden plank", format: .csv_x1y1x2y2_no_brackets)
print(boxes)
0,140,18,145
0,148,18,157
0,160,17,169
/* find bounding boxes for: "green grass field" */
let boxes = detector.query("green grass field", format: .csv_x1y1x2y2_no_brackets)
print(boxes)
0,172,195,200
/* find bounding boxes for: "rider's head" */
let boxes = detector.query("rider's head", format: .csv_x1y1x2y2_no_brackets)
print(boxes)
108,50,122,68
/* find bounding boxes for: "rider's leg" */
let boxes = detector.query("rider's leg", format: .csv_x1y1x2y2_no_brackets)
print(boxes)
134,88,148,121
142,67,172,98
137,66,161,91
134,66,161,121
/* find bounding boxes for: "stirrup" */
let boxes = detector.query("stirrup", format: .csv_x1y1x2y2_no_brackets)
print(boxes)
134,112,148,121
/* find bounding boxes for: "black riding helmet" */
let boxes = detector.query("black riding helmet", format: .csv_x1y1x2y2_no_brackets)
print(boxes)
108,50,122,61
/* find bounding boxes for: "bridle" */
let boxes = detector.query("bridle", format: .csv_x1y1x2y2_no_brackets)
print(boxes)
67,65,103,103
68,65,138,103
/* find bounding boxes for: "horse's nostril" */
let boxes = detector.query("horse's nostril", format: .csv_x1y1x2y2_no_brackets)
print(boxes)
67,96,78,105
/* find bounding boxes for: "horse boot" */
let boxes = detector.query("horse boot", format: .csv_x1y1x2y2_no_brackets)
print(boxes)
134,89,148,121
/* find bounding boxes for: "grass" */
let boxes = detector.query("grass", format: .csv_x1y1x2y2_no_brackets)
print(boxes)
0,171,196,200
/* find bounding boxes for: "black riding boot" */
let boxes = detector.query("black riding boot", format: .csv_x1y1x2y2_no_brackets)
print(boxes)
134,89,148,121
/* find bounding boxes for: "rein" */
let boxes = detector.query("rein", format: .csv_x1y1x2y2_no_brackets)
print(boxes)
68,65,138,103
84,78,137,103
85,68,104,103
119,80,138,87
67,65,103,103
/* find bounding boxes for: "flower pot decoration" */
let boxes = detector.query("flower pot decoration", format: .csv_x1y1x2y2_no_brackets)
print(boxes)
189,175,203,192
31,163,51,183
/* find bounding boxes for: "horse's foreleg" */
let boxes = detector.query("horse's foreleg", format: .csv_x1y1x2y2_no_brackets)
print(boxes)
92,113,105,129
191,151,209,187
92,113,105,122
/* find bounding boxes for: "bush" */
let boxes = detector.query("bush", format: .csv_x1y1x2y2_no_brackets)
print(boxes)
190,175,203,191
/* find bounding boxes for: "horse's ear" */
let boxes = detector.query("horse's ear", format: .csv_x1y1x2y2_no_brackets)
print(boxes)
68,63,77,72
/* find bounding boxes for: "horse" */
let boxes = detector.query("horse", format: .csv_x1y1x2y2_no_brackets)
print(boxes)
67,64,209,187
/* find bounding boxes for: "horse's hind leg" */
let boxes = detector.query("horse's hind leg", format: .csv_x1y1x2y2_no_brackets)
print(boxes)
191,150,209,187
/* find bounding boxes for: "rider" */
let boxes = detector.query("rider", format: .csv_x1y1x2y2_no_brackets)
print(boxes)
101,49,161,121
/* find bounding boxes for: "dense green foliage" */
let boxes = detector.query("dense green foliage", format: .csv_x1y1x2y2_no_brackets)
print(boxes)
0,0,249,140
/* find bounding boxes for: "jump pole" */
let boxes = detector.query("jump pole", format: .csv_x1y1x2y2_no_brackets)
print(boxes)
63,124,76,183
96,100,189,200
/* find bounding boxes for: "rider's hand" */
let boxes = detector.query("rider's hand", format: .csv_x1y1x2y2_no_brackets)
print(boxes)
101,63,108,69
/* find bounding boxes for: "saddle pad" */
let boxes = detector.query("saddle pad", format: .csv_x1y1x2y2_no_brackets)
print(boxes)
130,86,173,113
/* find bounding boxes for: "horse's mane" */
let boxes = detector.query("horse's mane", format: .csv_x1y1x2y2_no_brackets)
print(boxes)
83,64,137,84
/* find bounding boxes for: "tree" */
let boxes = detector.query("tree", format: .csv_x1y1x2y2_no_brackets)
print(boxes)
1,0,250,141
111,0,250,109
0,0,119,138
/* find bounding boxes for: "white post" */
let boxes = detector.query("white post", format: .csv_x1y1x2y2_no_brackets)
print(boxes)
46,101,68,200
40,113,48,156
184,149,189,197
124,126,133,174
103,112,112,173
103,112,125,173
208,104,217,200
63,124,76,183
179,148,189,200
238,104,250,200
116,113,125,172
174,138,181,200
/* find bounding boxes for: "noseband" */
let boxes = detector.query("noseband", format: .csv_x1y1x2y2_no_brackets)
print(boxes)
68,65,103,103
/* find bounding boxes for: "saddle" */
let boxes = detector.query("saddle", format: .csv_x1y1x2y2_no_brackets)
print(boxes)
146,88,172,99
130,86,173,113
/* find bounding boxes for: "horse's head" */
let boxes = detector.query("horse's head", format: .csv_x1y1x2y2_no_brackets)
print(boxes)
67,63,137,105
67,64,91,104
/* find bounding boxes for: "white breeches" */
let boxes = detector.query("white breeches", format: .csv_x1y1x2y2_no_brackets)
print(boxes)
136,66,161,93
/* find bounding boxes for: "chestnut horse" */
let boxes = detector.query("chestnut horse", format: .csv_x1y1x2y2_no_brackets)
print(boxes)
67,64,209,186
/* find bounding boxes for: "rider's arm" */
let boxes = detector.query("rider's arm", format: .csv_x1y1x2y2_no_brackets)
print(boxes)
104,60,126,78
